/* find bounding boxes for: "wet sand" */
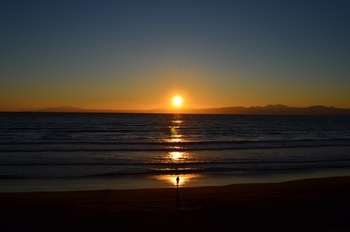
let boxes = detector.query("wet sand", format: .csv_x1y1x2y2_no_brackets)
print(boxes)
1,176,350,231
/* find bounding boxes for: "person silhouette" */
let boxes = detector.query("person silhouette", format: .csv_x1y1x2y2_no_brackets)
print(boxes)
175,176,180,209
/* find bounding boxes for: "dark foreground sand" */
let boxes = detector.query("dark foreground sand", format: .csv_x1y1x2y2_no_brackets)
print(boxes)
1,176,350,232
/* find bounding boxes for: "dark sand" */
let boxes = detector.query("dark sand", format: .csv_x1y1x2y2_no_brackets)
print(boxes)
1,176,350,231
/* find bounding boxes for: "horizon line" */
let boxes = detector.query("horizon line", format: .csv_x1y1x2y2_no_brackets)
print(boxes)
1,104,350,116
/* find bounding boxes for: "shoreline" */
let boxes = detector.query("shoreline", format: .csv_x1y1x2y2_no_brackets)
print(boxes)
1,167,350,193
1,176,350,231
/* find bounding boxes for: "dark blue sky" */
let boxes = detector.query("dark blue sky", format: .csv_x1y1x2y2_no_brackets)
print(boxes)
1,0,350,110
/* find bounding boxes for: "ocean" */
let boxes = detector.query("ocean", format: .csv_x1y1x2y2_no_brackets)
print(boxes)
1,113,350,192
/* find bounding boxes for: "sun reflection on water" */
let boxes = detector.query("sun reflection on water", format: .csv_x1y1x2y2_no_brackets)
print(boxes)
166,115,184,143
153,174,201,187
164,150,192,163
169,125,182,142
151,115,202,187
170,151,183,160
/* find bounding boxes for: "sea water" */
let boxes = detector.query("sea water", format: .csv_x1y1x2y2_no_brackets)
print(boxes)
0,113,350,192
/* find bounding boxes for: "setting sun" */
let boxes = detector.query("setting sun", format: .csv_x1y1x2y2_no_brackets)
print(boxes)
172,96,183,107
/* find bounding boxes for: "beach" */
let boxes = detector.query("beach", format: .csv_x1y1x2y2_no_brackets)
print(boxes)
1,176,350,231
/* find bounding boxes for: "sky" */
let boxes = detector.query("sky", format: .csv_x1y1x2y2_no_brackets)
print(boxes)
1,0,350,111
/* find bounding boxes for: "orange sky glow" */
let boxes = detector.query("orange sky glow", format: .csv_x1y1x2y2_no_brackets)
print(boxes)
1,1,350,112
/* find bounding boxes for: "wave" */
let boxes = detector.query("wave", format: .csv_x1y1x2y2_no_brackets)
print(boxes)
2,163,350,180
1,137,349,144
1,138,349,152
2,157,350,166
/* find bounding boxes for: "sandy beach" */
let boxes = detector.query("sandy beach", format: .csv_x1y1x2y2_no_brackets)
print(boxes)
1,176,350,231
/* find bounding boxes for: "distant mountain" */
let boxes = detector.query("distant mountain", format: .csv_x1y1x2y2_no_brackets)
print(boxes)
193,104,350,116
34,105,350,116
36,106,90,112
36,106,140,113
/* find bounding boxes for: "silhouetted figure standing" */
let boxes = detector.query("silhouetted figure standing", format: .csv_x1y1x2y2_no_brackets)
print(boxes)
176,176,180,209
